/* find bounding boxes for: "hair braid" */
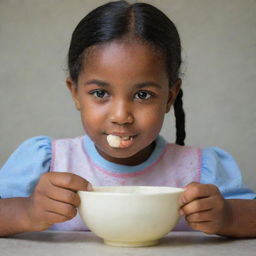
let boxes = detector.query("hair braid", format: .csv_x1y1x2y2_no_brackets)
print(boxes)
174,89,186,145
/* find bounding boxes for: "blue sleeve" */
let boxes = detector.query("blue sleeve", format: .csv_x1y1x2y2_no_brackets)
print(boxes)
200,147,256,199
0,136,52,198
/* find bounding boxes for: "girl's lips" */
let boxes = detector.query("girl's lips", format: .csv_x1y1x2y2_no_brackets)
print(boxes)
106,132,137,137
106,134,136,148
119,136,134,148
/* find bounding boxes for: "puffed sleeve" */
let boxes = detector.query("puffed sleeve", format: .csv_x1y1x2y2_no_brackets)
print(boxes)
200,147,256,199
0,136,52,198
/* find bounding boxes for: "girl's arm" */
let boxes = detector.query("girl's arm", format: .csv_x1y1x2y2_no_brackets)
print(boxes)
180,182,256,238
0,197,36,236
0,172,90,237
222,199,256,237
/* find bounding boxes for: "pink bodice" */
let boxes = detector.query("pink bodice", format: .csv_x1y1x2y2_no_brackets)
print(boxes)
49,136,201,231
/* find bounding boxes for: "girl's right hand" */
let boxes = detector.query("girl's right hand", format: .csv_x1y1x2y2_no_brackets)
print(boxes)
25,172,90,231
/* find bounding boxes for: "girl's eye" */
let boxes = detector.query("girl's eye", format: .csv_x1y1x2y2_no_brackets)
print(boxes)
90,89,109,99
135,91,152,100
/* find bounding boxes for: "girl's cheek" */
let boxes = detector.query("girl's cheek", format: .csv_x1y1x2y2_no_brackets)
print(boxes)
140,105,165,122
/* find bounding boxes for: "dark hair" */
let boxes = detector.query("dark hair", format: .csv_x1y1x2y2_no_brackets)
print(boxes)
68,0,186,145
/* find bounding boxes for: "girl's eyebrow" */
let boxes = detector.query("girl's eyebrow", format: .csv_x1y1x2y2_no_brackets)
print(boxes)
135,81,162,89
84,79,109,87
84,79,162,89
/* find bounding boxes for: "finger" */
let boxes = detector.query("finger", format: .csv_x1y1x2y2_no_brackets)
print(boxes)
48,172,90,192
45,184,81,207
45,197,77,220
185,210,212,223
188,221,220,235
188,221,211,232
180,197,214,216
44,211,71,225
180,183,219,205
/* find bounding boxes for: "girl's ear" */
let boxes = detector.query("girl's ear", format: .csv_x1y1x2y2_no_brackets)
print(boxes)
66,77,81,110
166,78,182,113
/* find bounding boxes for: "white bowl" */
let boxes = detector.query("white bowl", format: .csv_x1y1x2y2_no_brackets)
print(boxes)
78,186,183,247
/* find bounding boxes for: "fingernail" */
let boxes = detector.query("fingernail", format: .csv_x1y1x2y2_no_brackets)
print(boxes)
87,183,93,191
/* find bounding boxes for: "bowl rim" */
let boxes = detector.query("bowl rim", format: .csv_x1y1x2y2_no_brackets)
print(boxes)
78,186,184,196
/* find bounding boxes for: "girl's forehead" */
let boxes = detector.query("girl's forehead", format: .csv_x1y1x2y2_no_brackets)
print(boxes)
81,41,168,81
86,41,161,61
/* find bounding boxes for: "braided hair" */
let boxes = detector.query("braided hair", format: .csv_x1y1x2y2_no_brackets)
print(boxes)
174,89,185,145
68,0,186,145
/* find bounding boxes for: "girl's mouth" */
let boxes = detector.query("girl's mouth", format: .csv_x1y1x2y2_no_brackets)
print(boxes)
106,134,135,148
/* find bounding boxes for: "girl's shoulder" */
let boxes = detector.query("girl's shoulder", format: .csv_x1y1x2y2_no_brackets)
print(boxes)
2,135,52,166
165,142,242,180
200,146,255,199
0,136,52,198
17,135,52,151
200,146,240,175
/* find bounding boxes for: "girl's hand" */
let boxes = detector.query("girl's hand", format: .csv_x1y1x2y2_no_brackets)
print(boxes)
179,182,231,235
25,172,90,232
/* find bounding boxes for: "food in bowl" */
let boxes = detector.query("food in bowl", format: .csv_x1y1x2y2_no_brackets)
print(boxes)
78,186,183,247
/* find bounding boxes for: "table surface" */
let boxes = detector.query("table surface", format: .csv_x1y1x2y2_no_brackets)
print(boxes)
1,231,256,256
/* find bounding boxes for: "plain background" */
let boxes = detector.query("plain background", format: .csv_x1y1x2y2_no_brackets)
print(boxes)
0,0,255,190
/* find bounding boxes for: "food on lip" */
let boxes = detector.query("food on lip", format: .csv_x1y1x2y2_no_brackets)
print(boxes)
107,134,132,148
107,134,121,148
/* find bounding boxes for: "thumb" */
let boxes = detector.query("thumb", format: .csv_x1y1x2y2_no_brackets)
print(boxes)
78,179,93,192
72,175,93,192
87,182,93,191
49,172,92,192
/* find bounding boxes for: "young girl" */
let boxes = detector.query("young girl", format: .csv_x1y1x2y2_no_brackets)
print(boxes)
0,0,256,237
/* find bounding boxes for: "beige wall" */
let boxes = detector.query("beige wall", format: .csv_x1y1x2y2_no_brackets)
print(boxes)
0,0,256,190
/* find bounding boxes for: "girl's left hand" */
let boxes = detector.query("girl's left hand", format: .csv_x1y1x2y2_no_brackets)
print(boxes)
179,182,231,235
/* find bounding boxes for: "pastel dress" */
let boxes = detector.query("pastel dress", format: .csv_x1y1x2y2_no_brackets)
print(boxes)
0,135,255,231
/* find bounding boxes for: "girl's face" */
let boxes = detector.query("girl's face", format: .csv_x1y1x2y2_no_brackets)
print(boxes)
67,41,181,165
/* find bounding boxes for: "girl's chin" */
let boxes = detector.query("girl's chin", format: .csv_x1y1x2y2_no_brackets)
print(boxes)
105,148,139,159
96,145,143,163
98,141,155,165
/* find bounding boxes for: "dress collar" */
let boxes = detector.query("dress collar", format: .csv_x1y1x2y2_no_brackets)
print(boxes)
83,135,167,174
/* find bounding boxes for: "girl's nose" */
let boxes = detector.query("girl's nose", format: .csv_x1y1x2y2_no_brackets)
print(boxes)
109,100,134,125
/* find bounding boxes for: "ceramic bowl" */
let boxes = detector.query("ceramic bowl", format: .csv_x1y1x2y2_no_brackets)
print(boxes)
78,186,183,247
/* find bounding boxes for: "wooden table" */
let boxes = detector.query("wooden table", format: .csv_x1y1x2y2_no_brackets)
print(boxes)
1,231,255,256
